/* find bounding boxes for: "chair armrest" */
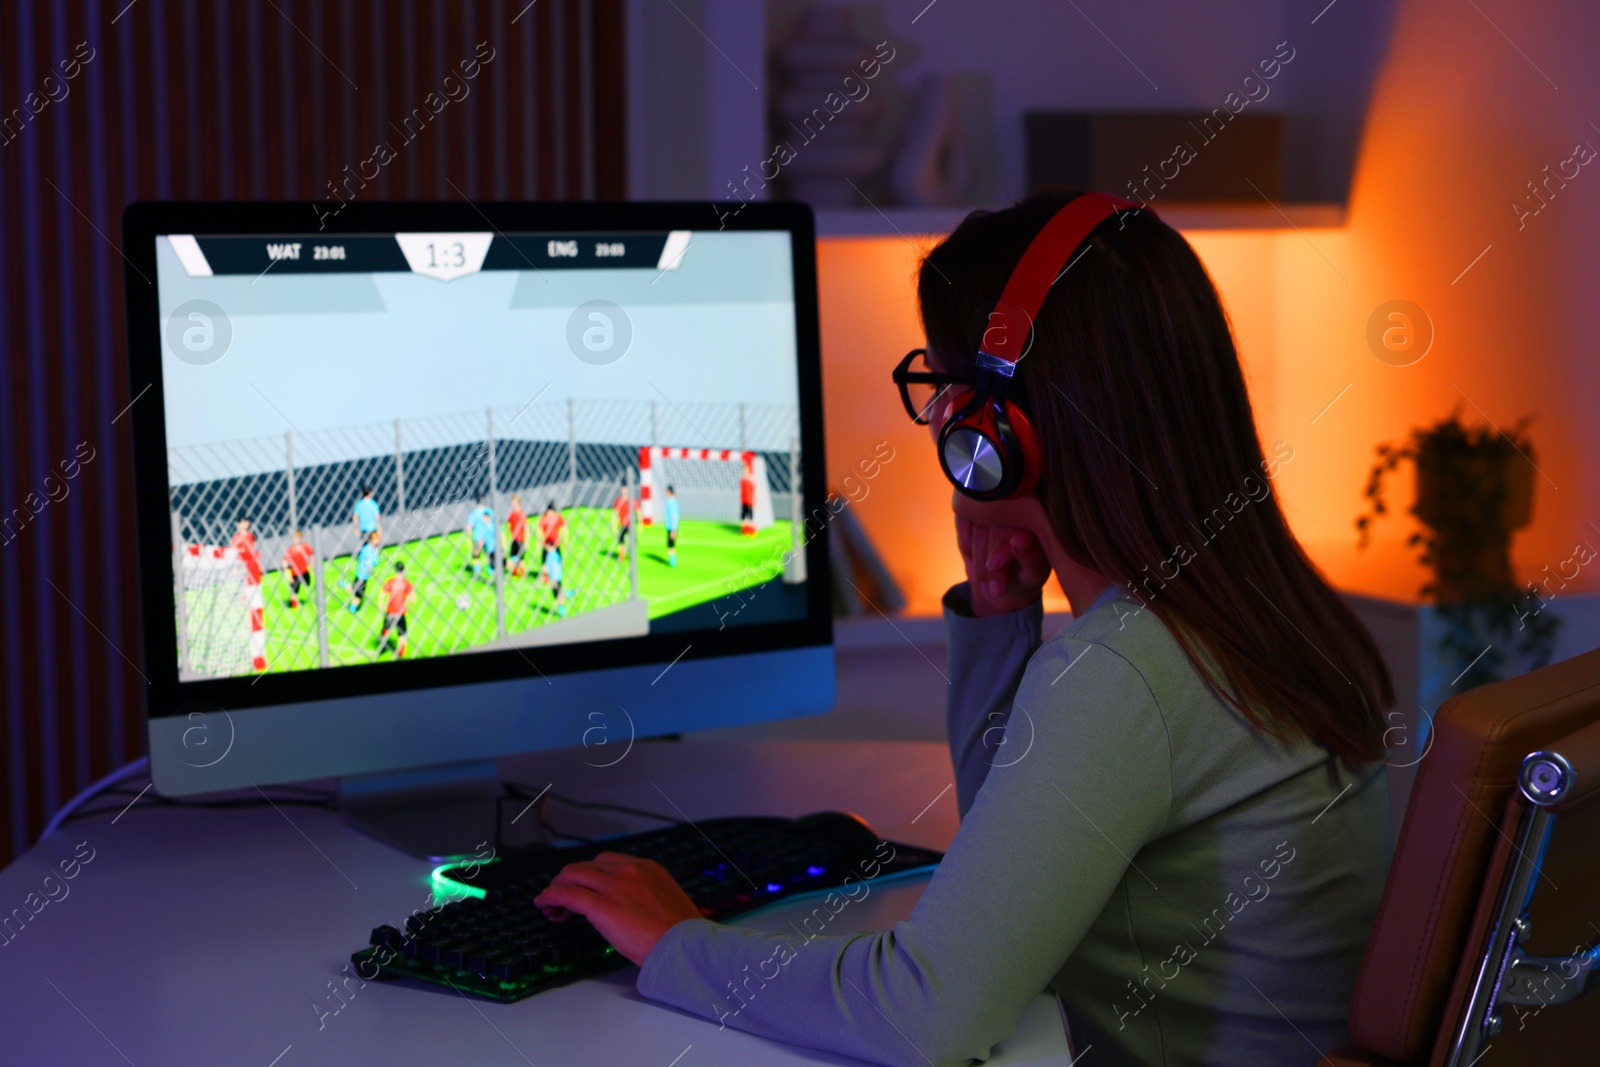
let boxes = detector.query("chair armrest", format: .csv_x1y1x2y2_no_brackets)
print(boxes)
1497,943,1600,1008
1518,715,1600,809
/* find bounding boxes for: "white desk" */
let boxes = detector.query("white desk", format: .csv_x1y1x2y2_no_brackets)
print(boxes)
0,739,1070,1065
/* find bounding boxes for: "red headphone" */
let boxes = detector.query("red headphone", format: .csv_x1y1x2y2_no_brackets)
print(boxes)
938,192,1149,500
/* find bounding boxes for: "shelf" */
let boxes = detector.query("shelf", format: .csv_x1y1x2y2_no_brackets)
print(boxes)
814,201,1345,238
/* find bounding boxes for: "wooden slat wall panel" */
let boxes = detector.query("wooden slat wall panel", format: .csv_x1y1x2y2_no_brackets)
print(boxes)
0,0,627,866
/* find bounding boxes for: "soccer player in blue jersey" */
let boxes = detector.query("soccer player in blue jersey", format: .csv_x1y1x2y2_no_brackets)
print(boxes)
469,496,495,580
352,485,382,543
545,544,567,618
663,484,681,567
349,530,381,613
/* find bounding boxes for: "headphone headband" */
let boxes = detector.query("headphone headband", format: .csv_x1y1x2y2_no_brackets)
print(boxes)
939,191,1148,501
979,193,1148,365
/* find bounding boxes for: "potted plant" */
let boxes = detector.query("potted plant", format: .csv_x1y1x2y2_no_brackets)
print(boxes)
1356,408,1559,690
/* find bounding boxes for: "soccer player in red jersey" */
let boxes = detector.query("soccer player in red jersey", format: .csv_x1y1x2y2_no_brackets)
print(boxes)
282,529,314,608
738,461,757,536
613,481,636,560
507,494,529,578
537,500,566,583
231,517,263,583
378,561,414,658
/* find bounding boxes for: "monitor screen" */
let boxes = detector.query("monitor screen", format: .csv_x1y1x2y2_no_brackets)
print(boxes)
125,202,829,745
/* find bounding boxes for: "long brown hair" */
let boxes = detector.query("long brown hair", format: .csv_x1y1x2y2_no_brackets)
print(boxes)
919,189,1392,765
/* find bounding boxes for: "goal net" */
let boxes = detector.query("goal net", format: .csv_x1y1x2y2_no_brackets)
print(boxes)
179,544,266,677
639,448,774,532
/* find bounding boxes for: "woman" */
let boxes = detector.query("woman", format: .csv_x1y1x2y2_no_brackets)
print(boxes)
534,190,1396,1066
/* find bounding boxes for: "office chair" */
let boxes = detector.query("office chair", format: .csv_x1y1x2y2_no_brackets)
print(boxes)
1321,645,1600,1066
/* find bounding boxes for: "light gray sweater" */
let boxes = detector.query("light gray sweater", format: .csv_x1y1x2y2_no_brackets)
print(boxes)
637,583,1392,1065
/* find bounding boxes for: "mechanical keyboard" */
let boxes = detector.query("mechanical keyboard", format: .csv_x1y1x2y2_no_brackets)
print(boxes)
351,811,943,1003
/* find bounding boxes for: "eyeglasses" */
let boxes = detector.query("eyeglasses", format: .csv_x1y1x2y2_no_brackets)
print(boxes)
891,348,971,425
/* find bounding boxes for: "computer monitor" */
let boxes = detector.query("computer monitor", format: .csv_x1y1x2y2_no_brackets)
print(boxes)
123,201,832,852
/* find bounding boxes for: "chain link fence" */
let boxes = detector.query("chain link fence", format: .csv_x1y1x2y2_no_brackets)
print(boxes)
168,398,800,679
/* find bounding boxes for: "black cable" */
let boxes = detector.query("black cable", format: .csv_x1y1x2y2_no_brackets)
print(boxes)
544,789,684,826
498,782,687,847
501,782,681,826
500,783,683,845
534,800,592,845
498,783,588,847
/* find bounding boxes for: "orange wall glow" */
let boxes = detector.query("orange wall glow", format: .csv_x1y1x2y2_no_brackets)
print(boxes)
815,236,970,614
818,0,1600,616
1262,0,1600,607
817,227,1419,616
816,231,1308,617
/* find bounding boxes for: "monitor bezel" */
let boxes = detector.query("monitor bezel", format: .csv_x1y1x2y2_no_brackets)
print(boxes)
123,199,831,723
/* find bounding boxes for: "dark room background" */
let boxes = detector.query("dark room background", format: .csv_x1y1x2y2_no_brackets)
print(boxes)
0,0,626,866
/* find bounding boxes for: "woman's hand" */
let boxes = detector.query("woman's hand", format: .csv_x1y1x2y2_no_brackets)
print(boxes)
532,852,704,966
955,511,1052,616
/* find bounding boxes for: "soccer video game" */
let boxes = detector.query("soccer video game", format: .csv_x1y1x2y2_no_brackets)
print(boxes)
155,227,806,681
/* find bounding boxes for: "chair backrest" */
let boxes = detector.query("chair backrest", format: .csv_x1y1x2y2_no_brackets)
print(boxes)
1345,644,1600,1063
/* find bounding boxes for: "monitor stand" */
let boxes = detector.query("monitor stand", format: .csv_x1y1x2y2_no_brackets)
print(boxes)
339,759,503,862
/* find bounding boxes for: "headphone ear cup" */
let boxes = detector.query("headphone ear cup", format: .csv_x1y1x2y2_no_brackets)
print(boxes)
937,386,1040,501
1000,400,1042,499
938,385,977,428
940,391,1012,499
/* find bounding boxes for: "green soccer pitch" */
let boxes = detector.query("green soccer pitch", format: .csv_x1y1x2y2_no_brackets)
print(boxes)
234,508,796,674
